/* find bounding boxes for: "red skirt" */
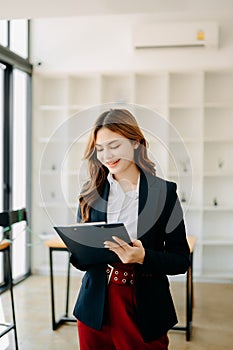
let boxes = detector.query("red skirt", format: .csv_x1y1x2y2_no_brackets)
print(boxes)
78,263,169,350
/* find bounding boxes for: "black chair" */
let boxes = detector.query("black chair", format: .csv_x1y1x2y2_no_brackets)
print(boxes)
0,208,27,349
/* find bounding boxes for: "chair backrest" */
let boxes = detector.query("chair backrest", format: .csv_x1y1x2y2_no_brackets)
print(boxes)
8,209,27,226
0,209,27,240
0,211,9,228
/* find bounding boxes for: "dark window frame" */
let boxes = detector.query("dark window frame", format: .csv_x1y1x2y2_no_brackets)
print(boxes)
0,19,32,292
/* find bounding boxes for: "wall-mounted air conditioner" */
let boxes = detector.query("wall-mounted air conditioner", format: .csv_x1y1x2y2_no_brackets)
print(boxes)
133,22,218,49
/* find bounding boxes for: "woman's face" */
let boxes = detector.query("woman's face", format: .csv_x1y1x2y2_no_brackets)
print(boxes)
95,127,138,177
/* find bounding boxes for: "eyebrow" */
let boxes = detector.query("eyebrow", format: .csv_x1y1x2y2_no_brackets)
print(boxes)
95,139,120,147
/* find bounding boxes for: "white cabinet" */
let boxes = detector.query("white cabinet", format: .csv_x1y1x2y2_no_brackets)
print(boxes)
204,71,233,107
101,73,134,104
202,71,233,279
169,72,203,108
168,72,204,277
134,73,168,114
68,75,101,108
33,70,233,280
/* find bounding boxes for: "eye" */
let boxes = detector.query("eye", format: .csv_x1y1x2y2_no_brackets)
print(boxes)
110,144,120,150
95,147,103,152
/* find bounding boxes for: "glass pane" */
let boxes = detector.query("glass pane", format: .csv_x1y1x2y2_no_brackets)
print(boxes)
0,65,5,285
0,20,8,47
0,65,4,212
10,19,28,59
12,69,27,280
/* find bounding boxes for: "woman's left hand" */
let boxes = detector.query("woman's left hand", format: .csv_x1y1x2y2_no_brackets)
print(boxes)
104,236,145,264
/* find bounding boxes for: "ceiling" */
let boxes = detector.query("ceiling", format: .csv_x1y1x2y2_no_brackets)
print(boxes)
1,0,233,20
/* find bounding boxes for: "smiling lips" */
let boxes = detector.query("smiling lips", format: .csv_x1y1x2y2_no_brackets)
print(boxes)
106,159,120,168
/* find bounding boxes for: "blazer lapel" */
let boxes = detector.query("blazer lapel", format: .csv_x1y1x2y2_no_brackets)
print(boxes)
137,171,166,239
90,181,110,223
90,171,167,240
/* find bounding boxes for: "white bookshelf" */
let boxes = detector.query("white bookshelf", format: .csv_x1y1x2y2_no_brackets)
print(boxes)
134,72,168,114
202,71,233,281
32,70,233,281
101,73,134,104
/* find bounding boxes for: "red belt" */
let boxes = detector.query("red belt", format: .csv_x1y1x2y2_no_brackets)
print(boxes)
106,264,135,286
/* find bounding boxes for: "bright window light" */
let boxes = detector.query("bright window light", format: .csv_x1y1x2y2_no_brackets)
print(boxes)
0,20,8,47
0,66,4,284
10,19,28,58
12,69,27,279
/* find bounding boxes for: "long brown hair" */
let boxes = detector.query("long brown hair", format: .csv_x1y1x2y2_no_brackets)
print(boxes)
79,109,156,222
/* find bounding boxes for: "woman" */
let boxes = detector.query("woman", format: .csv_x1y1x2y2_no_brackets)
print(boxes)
70,108,190,349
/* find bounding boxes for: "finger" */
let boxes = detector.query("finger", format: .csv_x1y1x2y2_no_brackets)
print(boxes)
132,239,143,247
112,236,129,248
104,241,120,249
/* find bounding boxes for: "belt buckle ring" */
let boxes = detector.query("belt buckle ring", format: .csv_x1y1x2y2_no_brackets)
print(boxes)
107,264,114,285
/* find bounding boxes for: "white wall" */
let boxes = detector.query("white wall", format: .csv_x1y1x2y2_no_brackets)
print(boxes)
31,11,233,74
31,9,233,278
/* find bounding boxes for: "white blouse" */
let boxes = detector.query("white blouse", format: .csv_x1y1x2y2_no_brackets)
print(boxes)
107,173,140,241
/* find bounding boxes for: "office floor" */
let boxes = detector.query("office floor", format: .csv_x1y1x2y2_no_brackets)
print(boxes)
1,275,233,350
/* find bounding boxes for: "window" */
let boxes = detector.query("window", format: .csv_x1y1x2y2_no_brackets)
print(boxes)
12,69,28,280
0,64,4,284
0,20,8,47
10,20,29,59
0,20,32,288
0,65,4,210
0,19,29,59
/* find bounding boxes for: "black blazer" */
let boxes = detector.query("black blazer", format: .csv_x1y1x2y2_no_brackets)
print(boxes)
70,171,190,342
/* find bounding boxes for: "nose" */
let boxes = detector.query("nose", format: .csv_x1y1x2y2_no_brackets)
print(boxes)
98,147,113,163
103,147,113,163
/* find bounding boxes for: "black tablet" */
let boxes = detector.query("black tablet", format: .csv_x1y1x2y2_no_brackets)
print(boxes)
54,222,131,265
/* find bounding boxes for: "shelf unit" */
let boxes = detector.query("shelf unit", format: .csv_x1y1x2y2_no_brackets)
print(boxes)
32,70,233,280
201,71,233,280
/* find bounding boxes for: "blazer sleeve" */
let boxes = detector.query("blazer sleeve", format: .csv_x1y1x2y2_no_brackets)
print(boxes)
69,205,92,271
138,182,190,276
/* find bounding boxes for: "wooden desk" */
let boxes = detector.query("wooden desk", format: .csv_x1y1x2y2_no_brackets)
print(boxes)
45,235,197,339
44,239,76,330
172,235,197,341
